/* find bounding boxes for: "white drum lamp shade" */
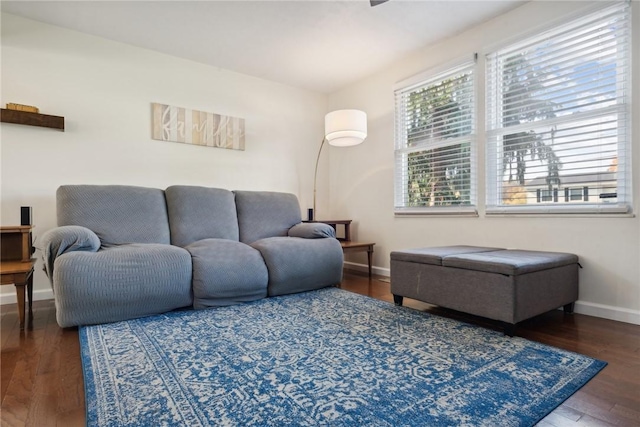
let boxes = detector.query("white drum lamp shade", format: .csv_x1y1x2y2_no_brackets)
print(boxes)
324,109,367,147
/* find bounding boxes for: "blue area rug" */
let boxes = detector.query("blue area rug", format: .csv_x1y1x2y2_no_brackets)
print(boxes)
80,287,606,426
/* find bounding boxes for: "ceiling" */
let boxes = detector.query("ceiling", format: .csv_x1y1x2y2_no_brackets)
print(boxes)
1,0,525,94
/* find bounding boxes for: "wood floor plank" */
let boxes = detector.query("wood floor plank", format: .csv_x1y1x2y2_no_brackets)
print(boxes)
55,328,84,415
1,307,18,349
56,407,85,427
551,404,584,422
563,393,624,426
610,403,640,424
1,326,49,426
541,411,600,427
1,271,638,426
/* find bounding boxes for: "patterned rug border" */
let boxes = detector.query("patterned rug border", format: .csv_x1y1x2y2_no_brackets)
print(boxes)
80,287,607,426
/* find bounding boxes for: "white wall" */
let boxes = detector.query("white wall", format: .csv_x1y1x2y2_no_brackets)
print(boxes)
328,1,640,324
0,14,327,302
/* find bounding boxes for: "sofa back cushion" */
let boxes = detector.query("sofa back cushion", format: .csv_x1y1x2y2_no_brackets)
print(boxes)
165,186,239,247
234,191,302,244
57,185,171,246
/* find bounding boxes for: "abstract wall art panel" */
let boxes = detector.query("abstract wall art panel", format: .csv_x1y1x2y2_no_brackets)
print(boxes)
152,103,245,151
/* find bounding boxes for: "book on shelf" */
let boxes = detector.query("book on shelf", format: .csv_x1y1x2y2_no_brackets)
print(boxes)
6,103,39,113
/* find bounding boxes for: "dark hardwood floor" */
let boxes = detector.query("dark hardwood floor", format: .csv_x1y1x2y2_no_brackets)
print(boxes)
1,271,639,426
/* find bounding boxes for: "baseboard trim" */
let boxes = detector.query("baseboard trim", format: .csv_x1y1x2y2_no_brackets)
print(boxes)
343,261,640,326
0,288,54,305
343,261,390,278
574,301,640,326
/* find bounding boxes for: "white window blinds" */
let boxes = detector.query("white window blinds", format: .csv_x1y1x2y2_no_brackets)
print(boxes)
486,3,632,214
394,62,476,214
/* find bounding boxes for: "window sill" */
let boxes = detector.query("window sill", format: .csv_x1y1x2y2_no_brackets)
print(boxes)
485,212,635,219
485,204,633,218
394,207,479,218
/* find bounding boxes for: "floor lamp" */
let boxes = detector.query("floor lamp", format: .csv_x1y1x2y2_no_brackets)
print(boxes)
311,109,367,221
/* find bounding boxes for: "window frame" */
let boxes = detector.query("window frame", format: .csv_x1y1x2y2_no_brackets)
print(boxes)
484,2,633,216
393,60,478,216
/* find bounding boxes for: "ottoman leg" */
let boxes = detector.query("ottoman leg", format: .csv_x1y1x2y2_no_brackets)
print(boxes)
504,323,517,337
563,302,575,314
393,295,404,306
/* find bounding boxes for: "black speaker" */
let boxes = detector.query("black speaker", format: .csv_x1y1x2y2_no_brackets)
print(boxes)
20,206,32,226
307,208,314,221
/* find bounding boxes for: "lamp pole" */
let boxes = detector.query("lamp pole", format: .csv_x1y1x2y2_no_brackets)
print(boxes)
312,137,326,221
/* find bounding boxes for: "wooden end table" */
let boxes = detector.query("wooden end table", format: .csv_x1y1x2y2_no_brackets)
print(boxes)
1,259,36,329
1,225,36,329
340,241,375,278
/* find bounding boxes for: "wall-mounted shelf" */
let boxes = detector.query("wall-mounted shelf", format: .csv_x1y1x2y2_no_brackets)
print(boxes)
0,108,65,131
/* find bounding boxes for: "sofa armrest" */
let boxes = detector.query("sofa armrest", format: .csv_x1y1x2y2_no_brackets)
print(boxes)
35,225,101,284
288,222,336,239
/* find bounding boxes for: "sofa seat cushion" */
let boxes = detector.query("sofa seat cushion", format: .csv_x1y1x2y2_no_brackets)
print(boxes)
53,243,192,327
186,239,268,309
251,237,343,297
442,250,580,276
390,245,504,265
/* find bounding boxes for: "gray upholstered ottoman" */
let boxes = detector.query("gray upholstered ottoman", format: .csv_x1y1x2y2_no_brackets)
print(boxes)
390,246,579,336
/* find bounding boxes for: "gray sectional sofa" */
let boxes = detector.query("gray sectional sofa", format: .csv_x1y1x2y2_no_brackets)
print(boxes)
38,185,344,327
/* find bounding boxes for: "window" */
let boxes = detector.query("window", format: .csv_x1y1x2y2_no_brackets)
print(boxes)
394,62,476,214
569,188,584,201
539,189,553,203
486,3,631,214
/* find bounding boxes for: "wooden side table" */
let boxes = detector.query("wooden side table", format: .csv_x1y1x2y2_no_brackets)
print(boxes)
340,241,375,278
306,220,375,278
1,259,36,329
1,225,36,329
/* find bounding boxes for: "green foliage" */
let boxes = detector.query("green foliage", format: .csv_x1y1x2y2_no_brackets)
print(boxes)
405,74,472,207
